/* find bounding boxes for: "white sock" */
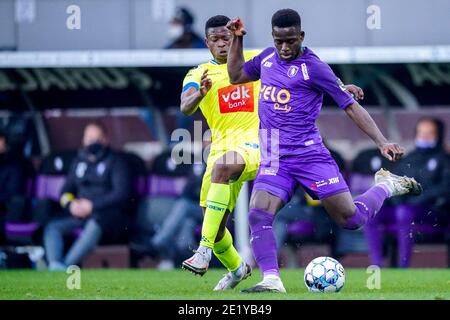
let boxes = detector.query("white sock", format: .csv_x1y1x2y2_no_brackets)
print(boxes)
376,182,392,198
197,245,212,260
232,261,245,278
263,273,281,281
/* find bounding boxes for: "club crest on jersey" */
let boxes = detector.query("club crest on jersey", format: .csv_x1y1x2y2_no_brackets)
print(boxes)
287,66,299,78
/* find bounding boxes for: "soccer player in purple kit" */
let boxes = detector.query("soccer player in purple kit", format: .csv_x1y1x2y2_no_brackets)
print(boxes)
226,9,422,293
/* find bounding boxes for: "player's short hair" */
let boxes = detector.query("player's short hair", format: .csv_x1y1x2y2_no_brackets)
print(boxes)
271,8,301,29
205,15,231,35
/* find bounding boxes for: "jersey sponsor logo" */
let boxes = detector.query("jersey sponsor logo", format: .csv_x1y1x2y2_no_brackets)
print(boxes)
287,65,299,78
261,52,275,64
313,179,328,188
206,204,226,212
263,61,272,68
259,85,292,112
328,177,339,184
243,142,259,149
261,168,277,176
218,83,254,113
336,78,347,91
301,63,309,80
311,176,340,189
260,86,291,103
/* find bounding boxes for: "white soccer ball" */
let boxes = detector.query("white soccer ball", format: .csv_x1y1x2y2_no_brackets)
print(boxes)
304,256,345,293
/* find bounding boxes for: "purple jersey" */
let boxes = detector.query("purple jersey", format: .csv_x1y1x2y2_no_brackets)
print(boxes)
243,47,355,163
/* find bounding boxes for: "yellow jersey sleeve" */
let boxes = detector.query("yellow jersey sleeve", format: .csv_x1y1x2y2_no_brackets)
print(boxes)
182,66,205,92
244,50,262,61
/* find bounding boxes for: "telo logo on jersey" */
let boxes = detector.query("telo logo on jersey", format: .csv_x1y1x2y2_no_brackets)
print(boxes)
218,83,254,113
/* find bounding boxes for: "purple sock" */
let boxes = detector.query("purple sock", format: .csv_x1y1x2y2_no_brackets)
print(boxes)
364,216,385,267
395,205,415,268
248,208,279,278
344,185,390,230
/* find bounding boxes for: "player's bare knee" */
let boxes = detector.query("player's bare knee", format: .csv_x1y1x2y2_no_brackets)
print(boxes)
211,162,244,183
211,163,232,183
338,210,356,227
249,191,280,214
250,192,268,211
328,207,355,227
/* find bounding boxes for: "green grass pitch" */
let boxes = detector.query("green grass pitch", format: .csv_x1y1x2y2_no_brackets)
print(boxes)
0,269,449,300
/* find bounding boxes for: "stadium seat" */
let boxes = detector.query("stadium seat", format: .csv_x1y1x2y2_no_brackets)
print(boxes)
34,175,66,201
287,220,315,238
147,175,188,197
4,157,37,244
348,147,393,194
4,222,40,239
5,151,77,244
128,149,193,268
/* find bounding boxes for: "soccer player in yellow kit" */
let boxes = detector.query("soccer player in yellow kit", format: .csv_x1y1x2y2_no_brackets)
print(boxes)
179,15,260,290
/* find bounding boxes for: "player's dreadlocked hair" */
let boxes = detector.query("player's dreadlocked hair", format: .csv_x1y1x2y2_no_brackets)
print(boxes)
271,8,301,29
205,15,231,35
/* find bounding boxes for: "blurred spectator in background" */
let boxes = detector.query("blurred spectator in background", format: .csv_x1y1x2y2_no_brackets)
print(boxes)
0,130,27,244
165,7,206,49
365,117,450,268
150,161,205,270
43,121,133,271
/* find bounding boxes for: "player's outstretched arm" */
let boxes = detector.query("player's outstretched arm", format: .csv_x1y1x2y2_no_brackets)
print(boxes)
344,102,404,161
180,69,211,116
226,18,253,84
344,84,364,101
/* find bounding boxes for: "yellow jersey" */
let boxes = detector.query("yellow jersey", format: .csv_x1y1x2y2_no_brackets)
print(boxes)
182,51,261,151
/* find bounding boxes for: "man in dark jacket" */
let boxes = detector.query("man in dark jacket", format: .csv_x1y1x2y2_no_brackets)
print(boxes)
165,7,206,49
0,131,27,244
365,117,450,267
43,121,132,270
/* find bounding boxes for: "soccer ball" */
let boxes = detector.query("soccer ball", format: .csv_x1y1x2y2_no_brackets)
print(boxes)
304,256,345,292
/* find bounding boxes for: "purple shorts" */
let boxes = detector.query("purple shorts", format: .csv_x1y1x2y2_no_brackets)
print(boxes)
253,148,349,204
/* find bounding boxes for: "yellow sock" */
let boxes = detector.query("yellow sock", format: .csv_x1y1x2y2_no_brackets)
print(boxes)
213,228,242,272
200,183,230,248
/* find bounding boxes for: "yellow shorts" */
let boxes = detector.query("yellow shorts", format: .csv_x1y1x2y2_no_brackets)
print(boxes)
200,142,260,211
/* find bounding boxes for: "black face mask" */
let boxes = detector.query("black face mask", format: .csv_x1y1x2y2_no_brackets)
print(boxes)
85,142,105,156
